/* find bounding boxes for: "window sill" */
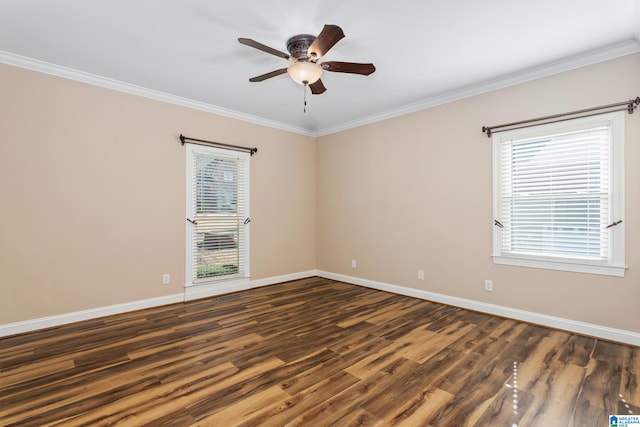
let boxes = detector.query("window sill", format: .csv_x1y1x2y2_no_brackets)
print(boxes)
492,255,626,277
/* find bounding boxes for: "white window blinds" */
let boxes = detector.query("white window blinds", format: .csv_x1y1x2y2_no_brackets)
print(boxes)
493,112,625,276
186,146,249,285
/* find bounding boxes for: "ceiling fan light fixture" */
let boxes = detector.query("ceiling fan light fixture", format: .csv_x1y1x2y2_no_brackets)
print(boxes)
240,25,374,95
287,62,322,85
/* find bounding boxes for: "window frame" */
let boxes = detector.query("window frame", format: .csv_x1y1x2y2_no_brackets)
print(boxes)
492,111,625,277
185,144,251,288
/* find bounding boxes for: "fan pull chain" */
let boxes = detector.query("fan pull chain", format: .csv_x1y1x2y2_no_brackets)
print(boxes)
303,82,308,113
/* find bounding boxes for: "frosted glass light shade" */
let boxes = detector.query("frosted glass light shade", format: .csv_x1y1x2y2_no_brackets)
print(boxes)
287,62,322,85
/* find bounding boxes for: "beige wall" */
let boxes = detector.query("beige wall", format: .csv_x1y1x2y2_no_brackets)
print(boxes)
0,63,316,324
317,53,640,333
2,53,638,333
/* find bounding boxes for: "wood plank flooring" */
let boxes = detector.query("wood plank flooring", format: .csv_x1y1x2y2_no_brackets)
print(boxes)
1,277,638,426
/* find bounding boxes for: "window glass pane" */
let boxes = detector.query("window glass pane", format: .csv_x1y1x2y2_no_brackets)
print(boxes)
504,127,608,260
510,197,603,258
196,158,238,214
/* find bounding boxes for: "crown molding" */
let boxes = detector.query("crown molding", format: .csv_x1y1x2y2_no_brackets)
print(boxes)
315,39,640,136
0,50,315,137
2,39,639,139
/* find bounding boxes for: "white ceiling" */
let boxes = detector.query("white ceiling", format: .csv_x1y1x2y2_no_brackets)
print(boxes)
1,1,639,136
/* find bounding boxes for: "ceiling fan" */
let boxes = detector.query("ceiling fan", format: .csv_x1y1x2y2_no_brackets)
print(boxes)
238,24,375,95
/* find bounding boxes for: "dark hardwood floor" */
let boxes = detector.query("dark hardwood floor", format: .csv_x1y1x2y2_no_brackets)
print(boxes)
1,277,638,426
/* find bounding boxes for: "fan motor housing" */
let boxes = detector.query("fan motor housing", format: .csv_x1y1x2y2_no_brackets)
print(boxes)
286,34,316,60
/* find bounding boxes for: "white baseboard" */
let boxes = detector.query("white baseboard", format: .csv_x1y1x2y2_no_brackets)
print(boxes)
183,270,318,301
316,270,640,347
0,270,319,338
0,293,184,338
4,269,638,347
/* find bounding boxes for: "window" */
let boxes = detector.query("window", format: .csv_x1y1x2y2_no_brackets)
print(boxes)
492,112,625,276
186,144,250,286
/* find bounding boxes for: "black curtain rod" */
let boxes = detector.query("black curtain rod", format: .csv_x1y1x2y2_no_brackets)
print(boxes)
179,134,258,156
482,96,639,137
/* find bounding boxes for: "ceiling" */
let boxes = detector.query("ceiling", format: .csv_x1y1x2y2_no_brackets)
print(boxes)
1,1,639,136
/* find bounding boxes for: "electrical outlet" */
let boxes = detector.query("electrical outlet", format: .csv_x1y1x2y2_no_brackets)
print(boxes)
418,269,425,280
484,279,493,291
351,259,357,269
162,273,170,285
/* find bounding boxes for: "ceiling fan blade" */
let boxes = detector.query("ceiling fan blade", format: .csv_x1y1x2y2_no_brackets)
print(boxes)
308,25,345,60
321,61,376,76
238,38,290,60
309,79,326,95
249,68,288,82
